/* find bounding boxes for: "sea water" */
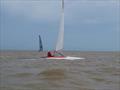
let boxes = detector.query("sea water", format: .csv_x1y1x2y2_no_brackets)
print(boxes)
0,51,120,90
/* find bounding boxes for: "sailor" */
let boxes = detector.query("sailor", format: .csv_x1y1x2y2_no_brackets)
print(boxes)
47,51,54,57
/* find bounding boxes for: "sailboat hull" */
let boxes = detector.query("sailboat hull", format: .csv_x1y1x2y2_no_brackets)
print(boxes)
46,56,85,60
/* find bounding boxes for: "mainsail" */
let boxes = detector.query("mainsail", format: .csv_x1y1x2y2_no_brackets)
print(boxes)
38,35,43,52
55,0,64,51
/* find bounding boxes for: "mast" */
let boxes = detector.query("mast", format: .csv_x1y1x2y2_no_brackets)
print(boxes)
55,0,64,51
39,35,43,52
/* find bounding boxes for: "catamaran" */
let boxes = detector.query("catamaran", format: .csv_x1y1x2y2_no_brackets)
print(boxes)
46,0,84,60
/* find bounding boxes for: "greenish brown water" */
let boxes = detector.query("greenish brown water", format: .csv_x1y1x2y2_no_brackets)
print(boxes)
0,51,120,90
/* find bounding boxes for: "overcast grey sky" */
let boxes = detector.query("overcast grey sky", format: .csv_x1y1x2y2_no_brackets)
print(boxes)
0,0,120,51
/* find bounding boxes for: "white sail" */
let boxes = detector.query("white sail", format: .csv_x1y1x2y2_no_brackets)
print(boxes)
55,0,64,51
45,0,85,60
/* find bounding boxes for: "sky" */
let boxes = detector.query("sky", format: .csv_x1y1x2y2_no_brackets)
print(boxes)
0,0,120,51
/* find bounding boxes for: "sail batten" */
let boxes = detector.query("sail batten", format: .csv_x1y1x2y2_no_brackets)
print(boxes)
55,0,64,51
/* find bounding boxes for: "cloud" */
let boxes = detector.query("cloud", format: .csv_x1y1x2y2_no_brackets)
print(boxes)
1,0,119,24
82,19,100,24
65,0,119,25
1,0,60,22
